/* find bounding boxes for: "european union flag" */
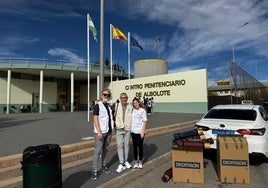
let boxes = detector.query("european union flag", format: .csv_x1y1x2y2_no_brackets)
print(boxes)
130,36,143,51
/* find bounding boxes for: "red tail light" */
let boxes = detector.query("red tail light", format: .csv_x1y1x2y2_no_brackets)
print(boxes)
195,125,210,131
237,128,266,136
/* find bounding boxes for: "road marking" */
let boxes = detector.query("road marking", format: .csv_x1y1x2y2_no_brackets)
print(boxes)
81,136,94,140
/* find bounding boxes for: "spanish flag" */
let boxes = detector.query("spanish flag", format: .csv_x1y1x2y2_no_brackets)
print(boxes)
112,26,127,41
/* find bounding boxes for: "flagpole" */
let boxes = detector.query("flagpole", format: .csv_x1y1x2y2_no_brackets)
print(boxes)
110,24,113,84
87,14,90,122
100,0,104,95
110,24,113,86
128,32,130,80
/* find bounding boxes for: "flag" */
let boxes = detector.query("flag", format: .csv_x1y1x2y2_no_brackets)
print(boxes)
88,15,97,41
112,26,127,41
130,35,143,51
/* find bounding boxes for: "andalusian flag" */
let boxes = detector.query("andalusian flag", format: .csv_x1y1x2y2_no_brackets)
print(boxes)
88,14,97,41
112,26,127,41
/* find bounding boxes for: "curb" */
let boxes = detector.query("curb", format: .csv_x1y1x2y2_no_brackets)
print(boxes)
99,151,172,188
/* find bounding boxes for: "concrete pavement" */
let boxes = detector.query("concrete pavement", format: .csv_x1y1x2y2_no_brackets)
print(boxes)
1,112,267,188
0,112,204,187
62,128,193,188
0,112,203,156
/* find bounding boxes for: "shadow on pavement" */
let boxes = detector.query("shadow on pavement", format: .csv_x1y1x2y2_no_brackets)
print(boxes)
107,153,120,167
143,143,158,163
108,143,158,167
62,170,90,188
0,117,46,129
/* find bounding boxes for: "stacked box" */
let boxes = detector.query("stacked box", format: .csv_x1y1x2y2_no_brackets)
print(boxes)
172,146,204,184
217,135,250,184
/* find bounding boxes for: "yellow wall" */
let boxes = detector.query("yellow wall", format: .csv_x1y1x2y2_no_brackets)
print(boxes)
80,82,110,103
0,78,7,103
110,69,207,103
0,78,57,105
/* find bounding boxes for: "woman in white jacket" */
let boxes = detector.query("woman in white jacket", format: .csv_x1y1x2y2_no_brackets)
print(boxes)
131,97,147,169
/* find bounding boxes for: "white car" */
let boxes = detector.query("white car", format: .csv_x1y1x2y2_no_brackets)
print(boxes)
195,104,268,158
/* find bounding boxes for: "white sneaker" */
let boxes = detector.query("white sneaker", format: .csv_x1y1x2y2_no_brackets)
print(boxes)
138,161,143,169
116,164,126,173
133,161,139,169
124,161,132,169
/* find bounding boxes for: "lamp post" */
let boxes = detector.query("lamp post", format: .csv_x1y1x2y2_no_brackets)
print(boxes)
255,62,258,79
232,21,249,63
231,21,249,104
156,37,162,59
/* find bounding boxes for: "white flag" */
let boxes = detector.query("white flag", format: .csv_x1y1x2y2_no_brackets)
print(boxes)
88,14,97,41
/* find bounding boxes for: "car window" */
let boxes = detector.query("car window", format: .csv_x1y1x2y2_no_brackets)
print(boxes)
204,109,256,121
259,107,267,121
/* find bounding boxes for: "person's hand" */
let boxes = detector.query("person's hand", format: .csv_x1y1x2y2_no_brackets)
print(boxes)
141,132,145,139
98,132,103,140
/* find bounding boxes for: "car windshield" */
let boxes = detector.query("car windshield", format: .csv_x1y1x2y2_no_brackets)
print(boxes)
263,102,268,107
204,109,257,121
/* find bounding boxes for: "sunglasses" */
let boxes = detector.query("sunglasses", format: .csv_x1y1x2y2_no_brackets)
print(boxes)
103,93,111,97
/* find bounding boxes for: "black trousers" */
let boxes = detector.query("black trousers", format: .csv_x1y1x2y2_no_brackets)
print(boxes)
131,133,145,161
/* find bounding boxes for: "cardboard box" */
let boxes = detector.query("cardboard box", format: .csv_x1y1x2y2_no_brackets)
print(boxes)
217,135,250,184
172,146,204,184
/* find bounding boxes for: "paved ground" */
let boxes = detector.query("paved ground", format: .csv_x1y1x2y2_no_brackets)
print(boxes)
0,111,203,188
1,111,268,188
0,111,202,156
103,151,268,188
62,124,268,188
62,130,191,188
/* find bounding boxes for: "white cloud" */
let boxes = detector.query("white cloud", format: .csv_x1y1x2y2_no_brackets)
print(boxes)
48,48,85,64
131,34,166,56
116,0,268,64
168,64,201,73
0,35,39,56
0,0,83,21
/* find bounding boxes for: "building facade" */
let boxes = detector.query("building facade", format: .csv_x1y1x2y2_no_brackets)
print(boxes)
0,58,208,114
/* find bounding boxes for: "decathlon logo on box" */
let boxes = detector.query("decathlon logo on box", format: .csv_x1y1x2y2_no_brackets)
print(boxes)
222,159,248,167
174,161,201,169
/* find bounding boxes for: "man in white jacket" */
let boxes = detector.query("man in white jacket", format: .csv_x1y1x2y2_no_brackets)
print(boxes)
115,93,133,173
91,89,114,180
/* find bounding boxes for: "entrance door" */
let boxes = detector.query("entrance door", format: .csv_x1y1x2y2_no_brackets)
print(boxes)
32,93,39,112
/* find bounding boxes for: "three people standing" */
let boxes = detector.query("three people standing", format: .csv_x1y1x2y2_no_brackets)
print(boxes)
91,90,147,180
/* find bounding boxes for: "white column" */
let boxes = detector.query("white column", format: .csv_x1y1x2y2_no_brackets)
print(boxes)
6,70,11,114
39,70,43,113
71,72,74,112
87,68,91,121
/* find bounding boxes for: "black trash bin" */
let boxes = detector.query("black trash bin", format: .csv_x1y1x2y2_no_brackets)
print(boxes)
21,144,62,188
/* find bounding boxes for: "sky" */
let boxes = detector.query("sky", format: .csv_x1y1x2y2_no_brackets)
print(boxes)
0,0,268,86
